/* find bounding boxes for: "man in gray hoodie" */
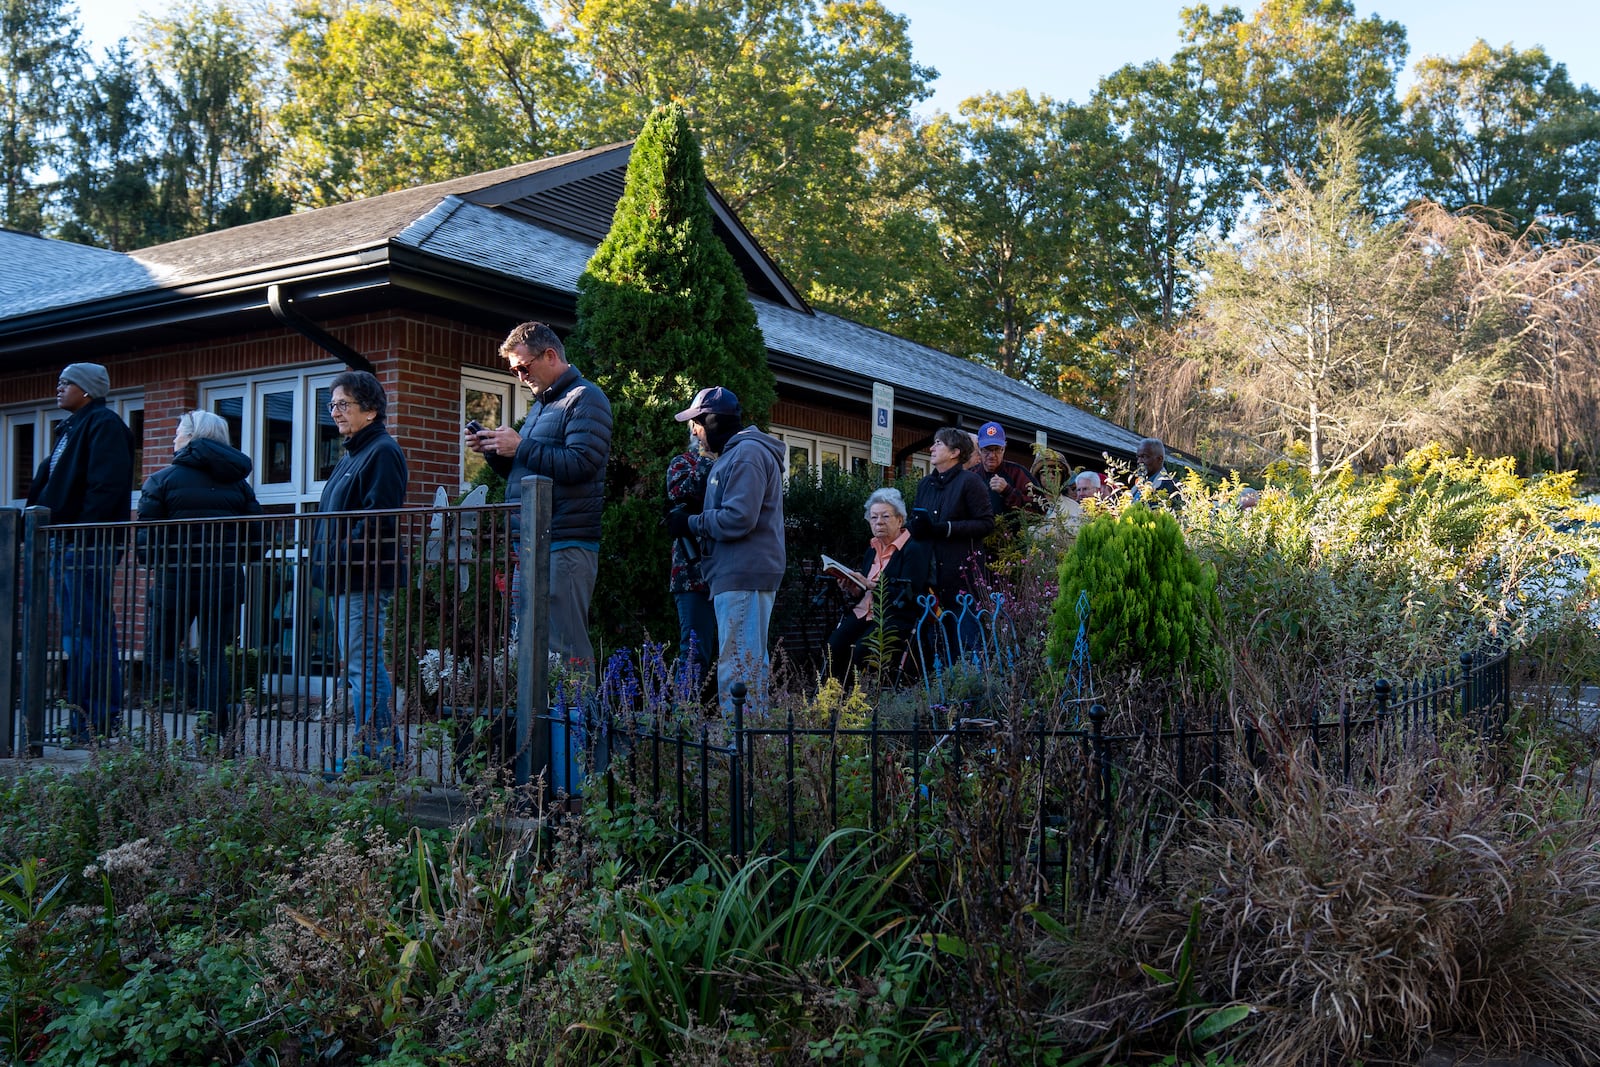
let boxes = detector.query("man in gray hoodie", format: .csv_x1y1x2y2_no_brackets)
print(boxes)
668,387,785,714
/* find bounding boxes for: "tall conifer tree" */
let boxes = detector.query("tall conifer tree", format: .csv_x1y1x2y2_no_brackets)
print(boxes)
569,103,775,644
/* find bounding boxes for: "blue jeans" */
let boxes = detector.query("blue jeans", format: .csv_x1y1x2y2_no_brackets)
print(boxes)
52,545,122,739
334,591,399,761
674,590,716,692
713,589,774,717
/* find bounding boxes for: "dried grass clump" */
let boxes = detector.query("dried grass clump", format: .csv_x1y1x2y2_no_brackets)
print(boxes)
1042,744,1600,1065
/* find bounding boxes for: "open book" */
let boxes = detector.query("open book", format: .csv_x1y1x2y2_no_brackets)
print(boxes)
820,553,870,591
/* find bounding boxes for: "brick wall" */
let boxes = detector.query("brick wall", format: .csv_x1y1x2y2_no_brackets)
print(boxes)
4,312,505,508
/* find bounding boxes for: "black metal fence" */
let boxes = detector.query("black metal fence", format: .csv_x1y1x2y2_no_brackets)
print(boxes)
2,485,1514,902
0,490,541,782
564,642,1512,902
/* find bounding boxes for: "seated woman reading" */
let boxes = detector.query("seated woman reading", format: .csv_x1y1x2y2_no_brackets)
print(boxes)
825,487,936,682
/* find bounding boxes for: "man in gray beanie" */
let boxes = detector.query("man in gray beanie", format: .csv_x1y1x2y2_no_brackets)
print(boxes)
27,362,136,743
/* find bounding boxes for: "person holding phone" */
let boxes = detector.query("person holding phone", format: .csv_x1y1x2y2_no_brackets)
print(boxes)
466,322,612,670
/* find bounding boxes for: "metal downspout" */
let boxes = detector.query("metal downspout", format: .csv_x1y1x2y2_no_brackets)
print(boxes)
267,283,375,373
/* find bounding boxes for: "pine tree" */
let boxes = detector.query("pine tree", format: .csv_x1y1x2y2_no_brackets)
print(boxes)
569,103,776,645
572,103,774,490
0,0,83,231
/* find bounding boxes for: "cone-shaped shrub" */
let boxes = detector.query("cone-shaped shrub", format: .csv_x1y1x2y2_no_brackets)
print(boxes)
1046,503,1219,682
567,103,776,643
569,103,774,493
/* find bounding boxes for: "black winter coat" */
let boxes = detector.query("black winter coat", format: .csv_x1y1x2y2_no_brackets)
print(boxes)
27,398,134,523
314,422,409,593
489,365,612,544
911,465,995,607
137,438,264,574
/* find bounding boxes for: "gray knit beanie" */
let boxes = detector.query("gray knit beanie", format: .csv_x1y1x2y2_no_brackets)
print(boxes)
60,362,111,399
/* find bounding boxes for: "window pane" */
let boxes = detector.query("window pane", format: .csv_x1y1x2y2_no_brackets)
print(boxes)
127,408,144,488
788,444,811,477
851,456,870,476
314,387,341,481
821,448,842,469
213,396,243,449
10,422,33,500
463,387,505,486
262,390,295,484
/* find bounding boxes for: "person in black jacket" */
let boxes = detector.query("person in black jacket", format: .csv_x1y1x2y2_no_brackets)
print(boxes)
908,427,995,613
138,410,263,743
825,488,936,682
316,371,409,766
469,321,612,668
27,362,135,744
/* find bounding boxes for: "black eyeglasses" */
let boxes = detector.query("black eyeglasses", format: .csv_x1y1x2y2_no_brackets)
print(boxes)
509,363,537,380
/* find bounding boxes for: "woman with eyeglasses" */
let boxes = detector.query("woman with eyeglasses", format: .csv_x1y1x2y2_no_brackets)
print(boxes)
314,370,409,769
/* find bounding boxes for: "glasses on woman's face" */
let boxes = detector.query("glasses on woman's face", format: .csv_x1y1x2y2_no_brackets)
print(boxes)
328,400,354,413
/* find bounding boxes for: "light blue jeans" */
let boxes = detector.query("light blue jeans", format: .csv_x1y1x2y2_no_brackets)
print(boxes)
713,589,775,717
334,590,399,762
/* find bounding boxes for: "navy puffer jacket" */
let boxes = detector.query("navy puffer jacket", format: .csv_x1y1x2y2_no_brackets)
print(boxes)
489,365,612,543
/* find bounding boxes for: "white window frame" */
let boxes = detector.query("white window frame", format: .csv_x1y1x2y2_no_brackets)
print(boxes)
200,363,344,509
460,367,530,490
771,425,926,483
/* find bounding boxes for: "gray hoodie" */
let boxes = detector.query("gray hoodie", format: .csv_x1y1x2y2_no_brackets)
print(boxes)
690,426,786,596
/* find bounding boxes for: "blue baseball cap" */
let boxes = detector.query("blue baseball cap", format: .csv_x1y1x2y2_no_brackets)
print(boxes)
675,386,741,421
977,421,1007,447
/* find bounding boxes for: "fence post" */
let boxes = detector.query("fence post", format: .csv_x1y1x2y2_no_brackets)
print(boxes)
0,508,17,758
730,681,747,860
515,477,552,801
1089,703,1111,882
20,507,50,757
1498,649,1510,741
1374,677,1391,753
1458,650,1474,723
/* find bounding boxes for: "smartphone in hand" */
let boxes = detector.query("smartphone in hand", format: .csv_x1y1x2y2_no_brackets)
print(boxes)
465,420,484,434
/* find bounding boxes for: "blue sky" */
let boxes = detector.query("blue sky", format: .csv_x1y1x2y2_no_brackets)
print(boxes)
73,0,1600,117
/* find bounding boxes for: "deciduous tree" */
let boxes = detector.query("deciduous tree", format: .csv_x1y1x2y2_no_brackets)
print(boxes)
853,91,1122,397
555,0,933,300
1181,0,1407,185
279,0,596,204
1401,41,1600,240
0,0,82,231
1195,122,1502,473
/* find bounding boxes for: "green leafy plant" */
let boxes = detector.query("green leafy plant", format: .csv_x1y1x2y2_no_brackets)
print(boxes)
1047,503,1220,684
570,103,777,647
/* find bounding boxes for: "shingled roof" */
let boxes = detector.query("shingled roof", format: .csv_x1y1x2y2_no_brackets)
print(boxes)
0,145,1144,459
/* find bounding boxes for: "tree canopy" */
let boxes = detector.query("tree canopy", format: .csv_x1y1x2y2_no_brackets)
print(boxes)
9,0,1600,474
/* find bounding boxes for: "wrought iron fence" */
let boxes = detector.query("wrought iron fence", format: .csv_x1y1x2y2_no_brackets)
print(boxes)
2,486,1514,904
560,641,1511,904
1,495,527,783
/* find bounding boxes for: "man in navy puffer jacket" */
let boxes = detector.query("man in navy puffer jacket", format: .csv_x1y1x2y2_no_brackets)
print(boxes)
470,322,612,668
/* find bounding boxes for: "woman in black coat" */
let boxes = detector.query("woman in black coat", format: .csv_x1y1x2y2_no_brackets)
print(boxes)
138,409,262,741
908,427,995,612
826,488,936,681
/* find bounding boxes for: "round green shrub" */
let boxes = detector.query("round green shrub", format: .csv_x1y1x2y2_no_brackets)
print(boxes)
1047,503,1220,683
